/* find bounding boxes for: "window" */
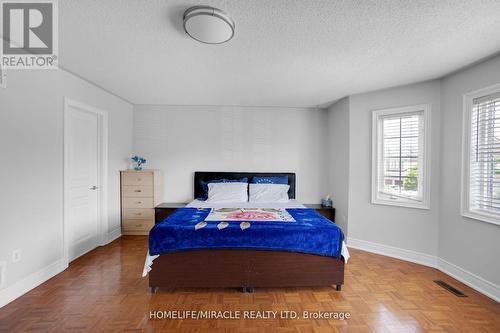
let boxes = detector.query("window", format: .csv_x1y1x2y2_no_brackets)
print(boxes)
462,84,500,225
372,104,431,209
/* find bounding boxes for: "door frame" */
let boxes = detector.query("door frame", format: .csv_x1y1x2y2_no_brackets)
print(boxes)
63,97,109,266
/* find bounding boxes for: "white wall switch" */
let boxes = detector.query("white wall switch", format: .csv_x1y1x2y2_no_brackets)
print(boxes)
12,249,21,263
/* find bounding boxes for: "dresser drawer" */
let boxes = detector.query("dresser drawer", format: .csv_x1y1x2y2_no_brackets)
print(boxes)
122,172,153,186
122,197,153,209
123,208,154,220
122,219,154,232
122,185,153,197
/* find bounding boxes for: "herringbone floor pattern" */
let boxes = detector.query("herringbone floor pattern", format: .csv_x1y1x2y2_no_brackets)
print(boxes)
0,236,498,332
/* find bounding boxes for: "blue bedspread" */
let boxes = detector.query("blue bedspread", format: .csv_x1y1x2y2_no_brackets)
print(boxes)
149,208,344,258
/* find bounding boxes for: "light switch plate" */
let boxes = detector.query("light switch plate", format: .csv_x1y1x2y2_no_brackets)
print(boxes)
12,249,21,263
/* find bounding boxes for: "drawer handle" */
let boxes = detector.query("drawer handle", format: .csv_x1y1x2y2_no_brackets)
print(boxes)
135,190,142,193
136,224,142,227
135,213,142,216
136,201,142,204
138,178,142,181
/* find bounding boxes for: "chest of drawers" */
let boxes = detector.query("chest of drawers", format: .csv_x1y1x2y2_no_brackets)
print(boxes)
120,170,163,235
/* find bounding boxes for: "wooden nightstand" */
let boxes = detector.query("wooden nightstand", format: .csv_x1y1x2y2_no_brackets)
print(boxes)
304,204,336,222
155,203,187,224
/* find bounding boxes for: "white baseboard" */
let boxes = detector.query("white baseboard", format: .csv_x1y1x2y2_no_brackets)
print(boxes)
107,228,121,244
438,258,500,303
0,259,67,308
347,237,500,302
347,237,438,268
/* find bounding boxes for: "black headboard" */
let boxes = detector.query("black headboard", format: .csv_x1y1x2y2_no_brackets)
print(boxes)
194,172,296,199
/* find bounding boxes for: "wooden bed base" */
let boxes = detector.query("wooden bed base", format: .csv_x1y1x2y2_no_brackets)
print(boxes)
149,249,344,292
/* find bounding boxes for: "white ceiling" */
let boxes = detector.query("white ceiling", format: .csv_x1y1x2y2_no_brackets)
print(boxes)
60,0,500,107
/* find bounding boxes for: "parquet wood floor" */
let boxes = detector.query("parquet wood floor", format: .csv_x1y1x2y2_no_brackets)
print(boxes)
0,236,498,332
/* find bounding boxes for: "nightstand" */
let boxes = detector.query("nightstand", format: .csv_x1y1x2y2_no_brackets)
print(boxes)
155,203,187,224
304,204,336,222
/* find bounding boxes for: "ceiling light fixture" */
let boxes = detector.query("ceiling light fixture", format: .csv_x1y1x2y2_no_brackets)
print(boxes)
183,6,235,44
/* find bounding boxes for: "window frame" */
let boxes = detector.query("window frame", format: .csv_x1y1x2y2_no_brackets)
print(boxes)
371,104,431,209
461,83,500,226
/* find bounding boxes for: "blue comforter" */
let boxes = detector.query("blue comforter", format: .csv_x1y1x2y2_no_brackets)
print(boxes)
149,208,344,258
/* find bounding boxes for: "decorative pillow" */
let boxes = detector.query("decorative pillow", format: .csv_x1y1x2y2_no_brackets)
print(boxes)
206,182,249,203
252,176,289,184
248,184,290,202
199,177,248,200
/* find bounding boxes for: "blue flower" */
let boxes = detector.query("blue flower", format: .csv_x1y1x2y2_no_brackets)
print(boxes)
131,156,146,164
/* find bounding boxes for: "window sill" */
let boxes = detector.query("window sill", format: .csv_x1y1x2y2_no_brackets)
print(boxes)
462,210,500,226
371,197,430,210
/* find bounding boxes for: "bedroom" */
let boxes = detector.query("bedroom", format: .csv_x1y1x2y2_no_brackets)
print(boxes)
0,0,499,332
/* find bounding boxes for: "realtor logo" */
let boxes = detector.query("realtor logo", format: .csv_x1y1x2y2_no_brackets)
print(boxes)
1,0,58,69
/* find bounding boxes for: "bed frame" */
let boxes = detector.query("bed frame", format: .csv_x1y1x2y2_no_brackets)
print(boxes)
149,171,344,293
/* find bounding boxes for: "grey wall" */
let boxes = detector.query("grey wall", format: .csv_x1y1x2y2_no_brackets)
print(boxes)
327,97,350,234
439,55,500,286
133,105,329,203
347,80,442,256
0,69,133,295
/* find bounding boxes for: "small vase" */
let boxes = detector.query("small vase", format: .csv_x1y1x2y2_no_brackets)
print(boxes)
134,163,143,171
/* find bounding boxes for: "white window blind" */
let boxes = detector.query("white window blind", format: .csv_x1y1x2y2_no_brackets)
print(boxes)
380,113,423,200
372,105,430,209
469,92,500,214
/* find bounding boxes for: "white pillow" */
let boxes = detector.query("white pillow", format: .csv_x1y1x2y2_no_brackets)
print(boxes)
206,182,248,203
249,184,290,203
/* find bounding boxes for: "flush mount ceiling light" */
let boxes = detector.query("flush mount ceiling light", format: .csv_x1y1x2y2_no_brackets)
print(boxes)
183,6,235,44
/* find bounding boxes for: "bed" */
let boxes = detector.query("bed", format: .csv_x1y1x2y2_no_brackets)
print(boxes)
144,172,348,293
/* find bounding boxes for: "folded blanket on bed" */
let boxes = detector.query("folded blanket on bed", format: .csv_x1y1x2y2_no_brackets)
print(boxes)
149,208,344,258
204,208,296,222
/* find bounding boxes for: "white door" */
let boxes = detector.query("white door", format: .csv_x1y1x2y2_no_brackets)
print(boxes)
66,105,101,262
